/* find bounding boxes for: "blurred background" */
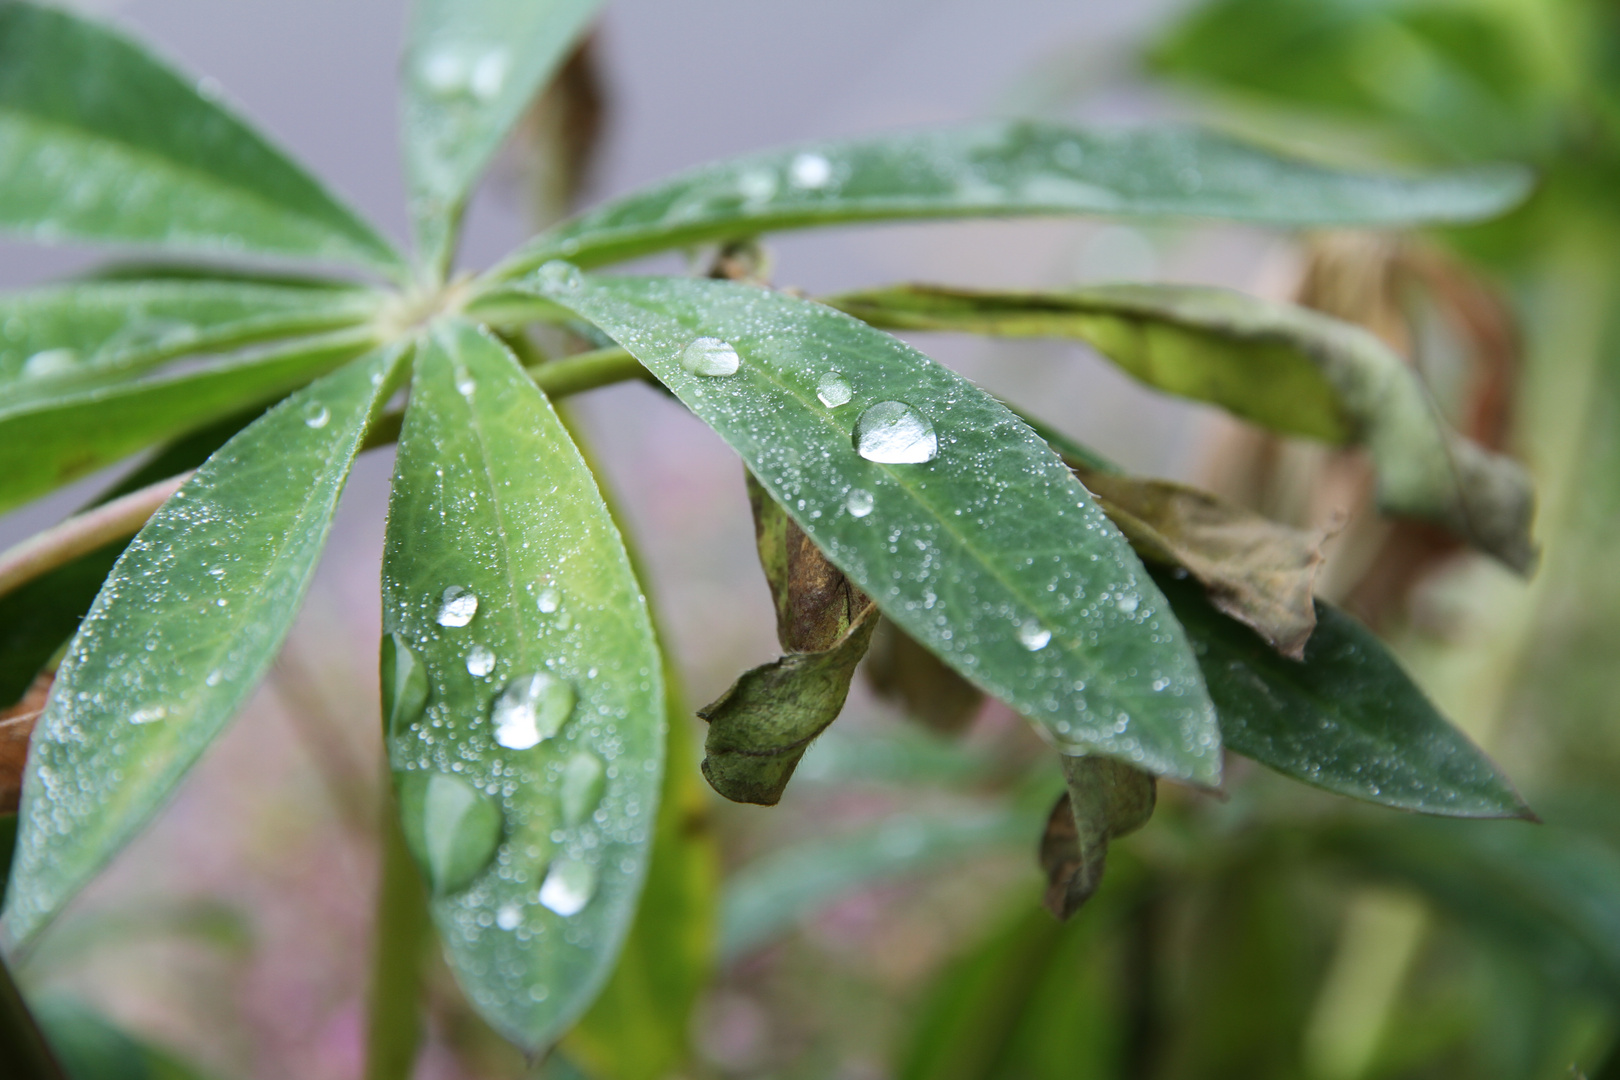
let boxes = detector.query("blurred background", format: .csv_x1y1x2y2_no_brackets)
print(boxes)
4,0,1620,1077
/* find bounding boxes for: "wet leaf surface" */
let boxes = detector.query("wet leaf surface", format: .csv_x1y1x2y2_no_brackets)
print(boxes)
1039,754,1155,920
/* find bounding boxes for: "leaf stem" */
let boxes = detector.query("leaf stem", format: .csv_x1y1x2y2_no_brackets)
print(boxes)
363,792,432,1080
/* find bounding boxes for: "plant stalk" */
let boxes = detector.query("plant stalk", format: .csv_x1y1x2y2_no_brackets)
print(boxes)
364,791,433,1080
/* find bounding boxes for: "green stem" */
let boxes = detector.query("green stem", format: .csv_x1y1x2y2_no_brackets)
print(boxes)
363,793,433,1080
0,954,66,1080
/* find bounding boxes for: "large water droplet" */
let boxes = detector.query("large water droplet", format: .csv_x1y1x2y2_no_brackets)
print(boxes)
491,672,576,750
679,337,740,377
436,586,478,627
846,488,875,518
303,402,330,429
538,857,597,916
816,370,853,408
397,771,503,895
536,588,560,614
381,633,429,737
467,49,508,101
1017,620,1052,651
536,260,582,294
853,401,938,464
466,645,496,677
129,706,167,725
790,152,833,189
559,751,606,828
22,348,77,379
419,48,466,95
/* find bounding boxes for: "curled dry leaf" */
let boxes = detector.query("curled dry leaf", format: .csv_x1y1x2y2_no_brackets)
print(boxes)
1073,463,1328,659
1039,753,1156,920
0,671,52,814
698,474,879,805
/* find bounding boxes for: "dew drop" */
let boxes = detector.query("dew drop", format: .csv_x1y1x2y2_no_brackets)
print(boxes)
381,632,429,737
468,49,508,101
1017,620,1052,651
538,857,597,916
129,706,167,725
816,370,853,408
790,152,833,189
853,401,937,464
436,586,478,627
1116,595,1139,615
491,672,576,750
496,904,522,931
737,168,778,202
396,771,503,895
22,348,76,379
536,588,560,614
536,260,582,294
466,645,496,677
679,336,740,377
419,48,465,94
455,368,477,398
559,751,606,828
846,488,875,518
303,402,330,429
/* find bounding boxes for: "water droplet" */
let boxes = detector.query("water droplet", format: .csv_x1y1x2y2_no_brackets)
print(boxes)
303,402,330,429
846,488,875,518
397,771,503,895
737,168,778,202
679,337,740,377
468,49,508,101
790,152,832,189
816,370,853,408
1017,621,1052,651
536,260,582,294
853,401,937,464
436,586,478,627
1116,595,1139,615
466,645,496,677
559,751,606,828
129,706,167,725
419,48,465,94
496,904,522,931
381,633,429,737
491,672,576,750
538,858,597,916
536,588,560,614
455,369,476,398
21,348,76,379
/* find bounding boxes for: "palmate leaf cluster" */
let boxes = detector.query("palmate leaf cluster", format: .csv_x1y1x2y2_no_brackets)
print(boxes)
0,0,1542,1065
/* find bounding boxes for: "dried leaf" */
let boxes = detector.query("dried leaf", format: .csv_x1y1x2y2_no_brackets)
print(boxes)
863,616,984,735
1039,754,1155,920
0,671,51,814
1075,464,1327,658
746,470,871,654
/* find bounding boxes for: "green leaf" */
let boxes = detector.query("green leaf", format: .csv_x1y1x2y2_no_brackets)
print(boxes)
1,343,406,944
720,808,1035,962
403,0,604,271
0,330,375,515
0,278,381,403
1039,754,1155,919
524,271,1222,785
1154,568,1531,818
794,725,993,789
493,122,1530,278
864,617,986,735
34,995,218,1080
380,318,662,1050
831,283,1537,572
0,3,401,272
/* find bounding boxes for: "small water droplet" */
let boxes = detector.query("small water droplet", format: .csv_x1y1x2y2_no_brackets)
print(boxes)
853,401,937,464
436,586,478,627
496,904,522,931
536,260,582,293
381,633,429,736
538,858,597,916
129,706,167,725
22,348,76,379
468,49,508,101
1017,621,1052,651
1116,595,1139,614
419,48,465,95
737,168,778,202
790,152,832,189
397,771,503,895
846,488,875,518
303,402,330,429
560,751,606,828
679,337,740,377
816,370,853,408
466,645,496,677
536,588,560,614
491,672,576,750
455,368,476,398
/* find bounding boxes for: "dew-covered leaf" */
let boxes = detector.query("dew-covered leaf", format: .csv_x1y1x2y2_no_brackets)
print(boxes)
495,122,1529,278
1074,465,1326,658
720,809,1035,962
0,331,374,515
832,283,1536,572
1155,569,1530,818
403,0,604,270
1039,754,1155,920
0,278,381,403
380,318,661,1050
0,3,401,271
523,272,1222,786
2,344,407,944
864,617,985,735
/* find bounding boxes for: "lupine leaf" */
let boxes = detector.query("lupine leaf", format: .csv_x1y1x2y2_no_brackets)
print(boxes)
0,278,381,403
525,271,1222,785
380,318,661,1049
403,0,604,270
0,331,375,515
2,343,406,944
0,3,400,271
1155,569,1531,818
831,283,1536,571
494,122,1529,278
